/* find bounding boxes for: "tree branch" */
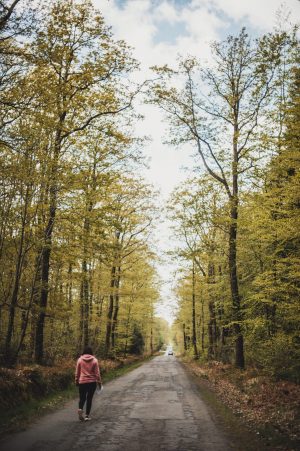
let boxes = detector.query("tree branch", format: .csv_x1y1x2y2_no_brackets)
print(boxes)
0,0,21,31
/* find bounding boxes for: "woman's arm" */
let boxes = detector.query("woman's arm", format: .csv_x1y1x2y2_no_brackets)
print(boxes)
75,359,81,385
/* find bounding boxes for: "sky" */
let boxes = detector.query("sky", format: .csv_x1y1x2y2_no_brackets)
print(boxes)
93,0,300,323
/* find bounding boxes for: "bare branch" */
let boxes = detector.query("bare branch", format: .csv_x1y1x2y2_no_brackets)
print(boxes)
0,0,21,31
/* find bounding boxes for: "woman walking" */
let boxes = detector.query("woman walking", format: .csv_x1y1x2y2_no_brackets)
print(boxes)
75,346,102,421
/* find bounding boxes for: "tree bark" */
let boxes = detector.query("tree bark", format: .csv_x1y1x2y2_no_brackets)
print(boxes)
150,310,154,354
34,219,53,364
229,195,245,368
123,295,134,356
192,259,198,358
111,268,120,350
207,262,217,359
4,184,29,360
105,265,116,354
34,127,62,363
14,251,42,362
81,258,89,347
183,323,187,351
80,204,93,348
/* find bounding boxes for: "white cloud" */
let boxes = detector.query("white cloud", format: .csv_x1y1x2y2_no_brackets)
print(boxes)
95,0,300,75
97,0,156,69
154,1,181,24
211,0,300,30
97,0,222,69
181,3,226,39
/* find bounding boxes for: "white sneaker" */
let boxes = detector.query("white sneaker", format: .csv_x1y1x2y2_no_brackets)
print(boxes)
78,409,84,421
84,415,91,421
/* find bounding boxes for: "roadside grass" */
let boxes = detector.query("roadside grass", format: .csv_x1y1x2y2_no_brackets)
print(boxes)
0,354,155,437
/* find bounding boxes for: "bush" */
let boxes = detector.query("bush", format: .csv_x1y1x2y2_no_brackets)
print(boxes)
247,333,300,383
0,363,75,409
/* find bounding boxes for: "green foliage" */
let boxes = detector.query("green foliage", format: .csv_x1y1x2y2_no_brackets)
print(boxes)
247,333,300,382
167,29,299,380
0,0,298,384
0,0,167,366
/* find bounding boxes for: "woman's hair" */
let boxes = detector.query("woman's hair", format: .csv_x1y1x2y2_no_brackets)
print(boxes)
82,346,93,355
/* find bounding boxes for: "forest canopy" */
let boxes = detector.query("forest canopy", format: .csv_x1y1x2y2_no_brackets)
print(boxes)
0,0,168,365
150,26,300,380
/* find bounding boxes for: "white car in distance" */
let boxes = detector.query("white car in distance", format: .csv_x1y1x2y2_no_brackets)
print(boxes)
167,347,174,356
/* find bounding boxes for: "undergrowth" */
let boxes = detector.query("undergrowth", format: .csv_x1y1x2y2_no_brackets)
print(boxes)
181,357,300,451
0,354,153,436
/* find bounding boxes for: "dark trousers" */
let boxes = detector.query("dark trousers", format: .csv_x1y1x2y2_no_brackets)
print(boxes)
78,382,97,415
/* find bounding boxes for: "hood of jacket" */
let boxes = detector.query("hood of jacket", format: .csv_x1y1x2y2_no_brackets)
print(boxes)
80,354,95,362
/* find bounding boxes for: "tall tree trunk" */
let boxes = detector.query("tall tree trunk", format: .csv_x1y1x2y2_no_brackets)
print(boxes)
80,200,93,348
65,263,73,338
192,259,198,358
111,267,121,350
229,151,245,368
183,323,187,351
81,258,89,347
123,296,134,357
79,284,84,348
67,263,73,307
89,264,94,319
14,251,43,362
201,297,205,352
207,262,217,359
150,311,154,354
111,292,119,349
34,128,62,363
93,293,104,343
208,301,214,359
34,222,53,363
4,185,29,360
105,265,116,354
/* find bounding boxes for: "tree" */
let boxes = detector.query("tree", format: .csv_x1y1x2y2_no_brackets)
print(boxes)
102,176,157,355
0,0,21,31
168,176,229,360
238,63,300,380
150,29,287,368
0,0,167,366
0,0,41,363
25,0,138,363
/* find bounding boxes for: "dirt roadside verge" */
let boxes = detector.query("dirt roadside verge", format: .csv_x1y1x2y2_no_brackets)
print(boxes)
180,358,300,451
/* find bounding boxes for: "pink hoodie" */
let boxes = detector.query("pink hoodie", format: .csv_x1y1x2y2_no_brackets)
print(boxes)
75,354,101,385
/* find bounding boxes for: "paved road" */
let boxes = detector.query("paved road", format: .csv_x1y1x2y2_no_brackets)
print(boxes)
0,355,233,451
